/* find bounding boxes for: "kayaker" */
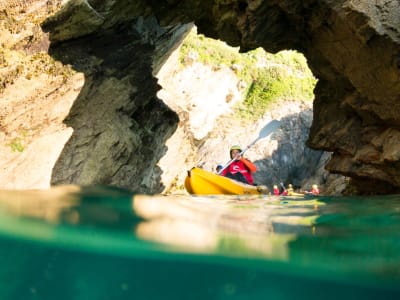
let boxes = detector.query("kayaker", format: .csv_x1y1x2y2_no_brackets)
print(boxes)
220,145,257,185
305,184,320,195
287,184,294,196
273,185,280,195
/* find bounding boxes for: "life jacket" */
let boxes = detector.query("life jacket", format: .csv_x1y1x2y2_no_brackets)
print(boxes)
273,188,280,195
221,159,255,185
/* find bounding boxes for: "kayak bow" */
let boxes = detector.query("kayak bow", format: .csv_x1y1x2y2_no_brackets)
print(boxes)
185,167,268,195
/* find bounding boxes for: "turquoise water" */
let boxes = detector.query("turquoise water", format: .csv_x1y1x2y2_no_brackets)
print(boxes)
0,186,400,299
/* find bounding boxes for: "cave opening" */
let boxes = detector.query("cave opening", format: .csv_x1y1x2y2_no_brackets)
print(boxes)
155,26,344,194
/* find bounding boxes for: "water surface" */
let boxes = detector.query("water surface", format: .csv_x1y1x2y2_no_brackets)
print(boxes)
0,186,399,299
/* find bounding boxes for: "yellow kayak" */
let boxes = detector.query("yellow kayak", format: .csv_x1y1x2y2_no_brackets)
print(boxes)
287,191,305,196
184,167,269,195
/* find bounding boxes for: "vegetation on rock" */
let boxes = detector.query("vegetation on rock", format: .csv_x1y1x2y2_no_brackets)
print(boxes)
179,29,317,120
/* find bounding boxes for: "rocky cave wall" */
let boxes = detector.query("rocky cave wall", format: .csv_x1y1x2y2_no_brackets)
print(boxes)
1,0,400,194
149,0,400,194
43,21,188,192
0,0,189,192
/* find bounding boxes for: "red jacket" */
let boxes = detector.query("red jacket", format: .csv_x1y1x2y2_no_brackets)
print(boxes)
221,158,256,185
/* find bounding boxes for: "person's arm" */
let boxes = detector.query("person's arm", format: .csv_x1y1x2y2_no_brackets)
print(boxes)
240,158,257,172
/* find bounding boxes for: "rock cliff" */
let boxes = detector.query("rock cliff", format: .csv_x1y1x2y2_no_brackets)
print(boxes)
149,0,400,194
1,0,399,194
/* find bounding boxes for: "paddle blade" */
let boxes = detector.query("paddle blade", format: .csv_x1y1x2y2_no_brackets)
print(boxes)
258,119,281,139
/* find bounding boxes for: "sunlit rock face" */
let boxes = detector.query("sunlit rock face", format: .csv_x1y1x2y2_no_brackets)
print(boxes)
2,0,399,194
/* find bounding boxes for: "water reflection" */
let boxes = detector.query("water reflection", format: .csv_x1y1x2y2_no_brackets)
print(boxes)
0,186,319,260
0,185,81,223
1,186,400,284
0,185,141,228
133,194,298,259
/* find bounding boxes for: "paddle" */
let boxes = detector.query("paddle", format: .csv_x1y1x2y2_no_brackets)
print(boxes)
217,119,281,175
279,182,288,195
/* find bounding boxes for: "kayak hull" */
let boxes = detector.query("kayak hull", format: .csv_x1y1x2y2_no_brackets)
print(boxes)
184,167,268,195
287,192,305,196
